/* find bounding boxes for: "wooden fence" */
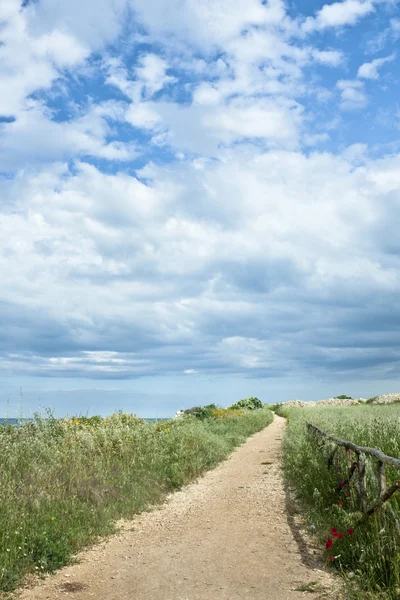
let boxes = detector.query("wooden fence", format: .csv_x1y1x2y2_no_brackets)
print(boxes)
307,423,400,524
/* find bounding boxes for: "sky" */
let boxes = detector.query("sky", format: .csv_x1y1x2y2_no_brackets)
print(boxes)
1,0,400,417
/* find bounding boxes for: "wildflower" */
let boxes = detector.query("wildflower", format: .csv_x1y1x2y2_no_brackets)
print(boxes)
326,538,333,550
340,483,345,489
338,500,343,506
345,491,350,497
51,516,55,521
328,555,335,562
347,528,354,536
330,527,337,534
348,571,355,579
337,533,344,540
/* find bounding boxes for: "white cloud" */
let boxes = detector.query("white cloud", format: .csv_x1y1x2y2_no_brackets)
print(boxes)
135,54,176,98
134,96,304,154
357,54,395,79
337,79,367,110
0,139,400,377
25,0,129,50
312,49,344,67
202,98,303,149
215,337,272,370
392,18,400,36
342,142,368,163
105,54,176,136
32,30,89,68
366,18,400,53
0,101,138,170
125,102,163,131
302,0,375,33
0,0,399,385
0,1,90,116
129,0,283,48
2,145,400,377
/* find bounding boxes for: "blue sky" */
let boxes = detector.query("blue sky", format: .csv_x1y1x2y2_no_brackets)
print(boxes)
1,0,400,417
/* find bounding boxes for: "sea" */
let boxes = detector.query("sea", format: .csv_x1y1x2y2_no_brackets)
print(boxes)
1,418,29,426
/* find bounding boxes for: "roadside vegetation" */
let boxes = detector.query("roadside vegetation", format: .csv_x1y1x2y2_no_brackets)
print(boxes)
0,404,272,593
279,403,400,600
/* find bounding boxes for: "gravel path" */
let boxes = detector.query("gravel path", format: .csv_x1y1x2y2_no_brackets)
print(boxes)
19,415,338,600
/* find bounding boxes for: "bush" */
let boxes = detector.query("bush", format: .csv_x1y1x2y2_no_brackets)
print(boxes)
335,395,353,400
366,396,379,404
183,404,217,420
230,397,263,411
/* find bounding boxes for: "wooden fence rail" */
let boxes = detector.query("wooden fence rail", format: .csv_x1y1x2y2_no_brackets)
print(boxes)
307,423,400,522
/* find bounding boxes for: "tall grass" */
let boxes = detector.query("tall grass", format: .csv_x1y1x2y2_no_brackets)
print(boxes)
0,408,273,593
281,404,400,600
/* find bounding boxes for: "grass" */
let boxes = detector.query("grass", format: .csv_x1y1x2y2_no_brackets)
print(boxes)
280,404,400,600
0,407,273,593
294,581,321,593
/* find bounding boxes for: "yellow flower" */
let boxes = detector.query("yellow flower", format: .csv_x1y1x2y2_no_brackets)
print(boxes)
51,516,55,521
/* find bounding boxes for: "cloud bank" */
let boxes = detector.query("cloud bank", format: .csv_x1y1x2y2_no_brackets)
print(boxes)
1,0,400,387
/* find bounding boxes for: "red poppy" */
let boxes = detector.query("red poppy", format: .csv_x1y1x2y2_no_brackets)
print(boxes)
328,555,335,562
338,500,343,506
347,528,354,536
326,538,333,550
345,491,350,497
340,483,345,489
337,532,344,540
330,527,337,534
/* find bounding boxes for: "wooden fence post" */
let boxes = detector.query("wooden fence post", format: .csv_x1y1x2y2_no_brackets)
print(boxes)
358,456,367,514
377,461,386,498
346,448,352,470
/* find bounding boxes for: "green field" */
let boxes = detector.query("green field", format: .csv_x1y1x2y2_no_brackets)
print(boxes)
280,404,400,599
0,407,273,593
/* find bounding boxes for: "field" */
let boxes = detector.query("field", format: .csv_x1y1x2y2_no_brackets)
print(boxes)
280,404,400,600
0,407,273,593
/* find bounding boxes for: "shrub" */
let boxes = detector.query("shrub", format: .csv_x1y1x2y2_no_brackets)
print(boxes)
230,397,263,411
366,396,379,404
183,404,217,420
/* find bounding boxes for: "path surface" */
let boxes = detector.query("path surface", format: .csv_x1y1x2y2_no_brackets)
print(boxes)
19,415,338,600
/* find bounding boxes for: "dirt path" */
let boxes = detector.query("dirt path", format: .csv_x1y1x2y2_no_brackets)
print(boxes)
19,415,338,600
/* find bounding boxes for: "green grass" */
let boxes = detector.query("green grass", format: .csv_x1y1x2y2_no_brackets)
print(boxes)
281,404,400,600
294,581,321,593
0,407,273,593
